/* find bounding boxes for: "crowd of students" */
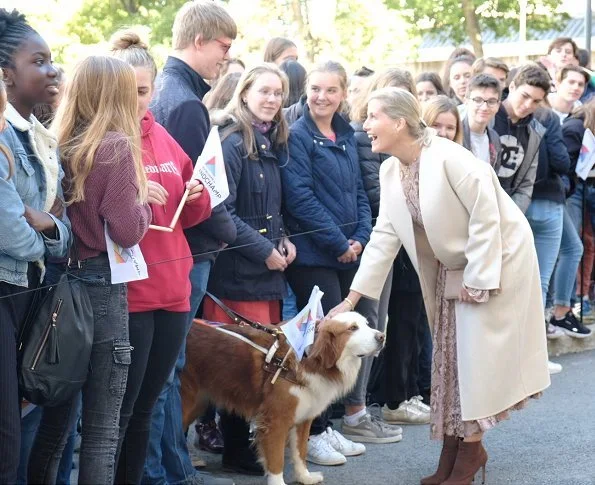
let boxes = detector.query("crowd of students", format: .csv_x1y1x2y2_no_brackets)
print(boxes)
0,1,593,484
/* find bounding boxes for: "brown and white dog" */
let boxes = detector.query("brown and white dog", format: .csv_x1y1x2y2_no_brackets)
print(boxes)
180,312,385,485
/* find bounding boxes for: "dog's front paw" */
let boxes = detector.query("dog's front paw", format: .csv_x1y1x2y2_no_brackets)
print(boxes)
266,473,287,485
295,471,324,484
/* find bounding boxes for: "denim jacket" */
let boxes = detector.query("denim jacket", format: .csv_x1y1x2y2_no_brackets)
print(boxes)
0,120,70,287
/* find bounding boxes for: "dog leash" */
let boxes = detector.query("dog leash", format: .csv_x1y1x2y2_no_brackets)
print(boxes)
205,292,281,337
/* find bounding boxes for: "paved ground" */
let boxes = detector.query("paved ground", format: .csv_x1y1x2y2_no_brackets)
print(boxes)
187,350,595,485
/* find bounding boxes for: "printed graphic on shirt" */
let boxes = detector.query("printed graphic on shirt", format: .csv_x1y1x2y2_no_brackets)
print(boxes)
144,161,180,175
497,134,525,178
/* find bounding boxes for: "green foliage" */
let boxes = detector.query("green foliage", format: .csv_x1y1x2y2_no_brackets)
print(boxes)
386,0,569,45
67,0,187,46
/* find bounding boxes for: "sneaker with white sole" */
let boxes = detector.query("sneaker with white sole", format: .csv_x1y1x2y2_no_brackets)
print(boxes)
546,322,565,340
382,401,430,425
408,395,431,413
548,360,563,374
306,431,347,466
551,311,592,338
324,427,365,456
341,413,403,444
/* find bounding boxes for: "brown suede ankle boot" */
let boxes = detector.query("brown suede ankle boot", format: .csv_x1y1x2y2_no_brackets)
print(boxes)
420,435,460,485
441,440,488,485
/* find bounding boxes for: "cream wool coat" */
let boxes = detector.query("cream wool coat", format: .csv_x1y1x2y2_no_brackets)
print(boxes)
351,135,550,421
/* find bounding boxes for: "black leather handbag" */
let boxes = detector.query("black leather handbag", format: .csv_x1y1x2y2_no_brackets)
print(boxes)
18,267,93,406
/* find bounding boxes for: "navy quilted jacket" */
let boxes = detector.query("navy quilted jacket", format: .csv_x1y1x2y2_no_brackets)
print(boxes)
281,105,372,269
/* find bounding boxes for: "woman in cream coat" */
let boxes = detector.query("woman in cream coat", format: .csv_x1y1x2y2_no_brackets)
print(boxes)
330,88,550,485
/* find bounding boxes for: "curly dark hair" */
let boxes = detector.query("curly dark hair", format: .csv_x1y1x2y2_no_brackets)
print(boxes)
0,9,37,69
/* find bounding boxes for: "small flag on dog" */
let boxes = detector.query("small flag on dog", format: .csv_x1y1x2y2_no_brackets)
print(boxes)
281,286,324,360
192,126,229,208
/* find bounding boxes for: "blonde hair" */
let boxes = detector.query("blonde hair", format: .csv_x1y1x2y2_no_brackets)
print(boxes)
204,71,241,111
421,95,463,145
368,87,431,145
213,63,289,159
172,1,237,50
307,60,349,115
109,28,157,81
264,37,297,64
53,56,147,204
351,67,415,123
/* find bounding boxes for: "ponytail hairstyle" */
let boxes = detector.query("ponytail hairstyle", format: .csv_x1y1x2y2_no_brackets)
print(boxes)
367,87,432,146
213,63,289,159
0,68,14,179
53,56,147,204
109,28,157,82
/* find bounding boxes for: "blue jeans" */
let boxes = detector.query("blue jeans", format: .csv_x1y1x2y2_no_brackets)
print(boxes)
551,204,584,307
143,260,211,485
282,282,298,320
28,254,131,485
526,199,564,307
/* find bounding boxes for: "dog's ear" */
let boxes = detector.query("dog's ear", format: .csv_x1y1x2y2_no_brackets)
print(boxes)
308,326,340,369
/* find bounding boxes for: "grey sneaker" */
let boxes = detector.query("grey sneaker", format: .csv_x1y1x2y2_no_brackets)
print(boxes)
341,413,403,444
382,401,430,425
186,472,235,485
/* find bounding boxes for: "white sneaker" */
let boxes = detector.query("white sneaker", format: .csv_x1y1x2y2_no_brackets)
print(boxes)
306,431,347,466
408,395,431,413
324,427,365,456
548,360,563,374
546,323,565,340
382,401,430,425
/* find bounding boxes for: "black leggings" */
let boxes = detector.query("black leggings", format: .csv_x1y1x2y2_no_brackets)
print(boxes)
115,310,188,484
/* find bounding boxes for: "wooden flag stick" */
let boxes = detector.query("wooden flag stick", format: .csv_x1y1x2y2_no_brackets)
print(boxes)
148,225,174,232
271,347,293,385
147,186,190,233
168,187,190,229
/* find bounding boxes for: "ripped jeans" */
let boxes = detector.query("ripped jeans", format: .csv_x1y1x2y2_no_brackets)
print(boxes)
28,254,131,485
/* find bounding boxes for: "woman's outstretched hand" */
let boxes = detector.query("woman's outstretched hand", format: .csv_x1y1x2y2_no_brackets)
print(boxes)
326,299,353,320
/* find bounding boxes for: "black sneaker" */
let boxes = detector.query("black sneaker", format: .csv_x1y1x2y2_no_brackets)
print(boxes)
550,311,592,339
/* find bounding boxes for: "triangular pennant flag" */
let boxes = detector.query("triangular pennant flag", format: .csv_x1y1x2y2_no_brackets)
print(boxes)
149,126,230,232
191,126,229,208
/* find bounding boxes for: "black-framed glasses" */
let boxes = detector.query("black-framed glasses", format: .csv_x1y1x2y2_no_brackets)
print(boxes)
214,39,232,54
470,97,499,107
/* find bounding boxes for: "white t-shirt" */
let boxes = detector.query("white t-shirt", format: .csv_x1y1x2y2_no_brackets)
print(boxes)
470,131,490,164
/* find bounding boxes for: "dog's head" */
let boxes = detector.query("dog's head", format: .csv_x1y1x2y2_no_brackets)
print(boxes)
307,312,385,370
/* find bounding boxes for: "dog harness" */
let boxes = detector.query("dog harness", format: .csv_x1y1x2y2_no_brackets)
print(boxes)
205,293,299,385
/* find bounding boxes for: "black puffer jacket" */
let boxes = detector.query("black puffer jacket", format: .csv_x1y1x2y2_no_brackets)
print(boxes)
207,122,287,301
350,121,389,219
